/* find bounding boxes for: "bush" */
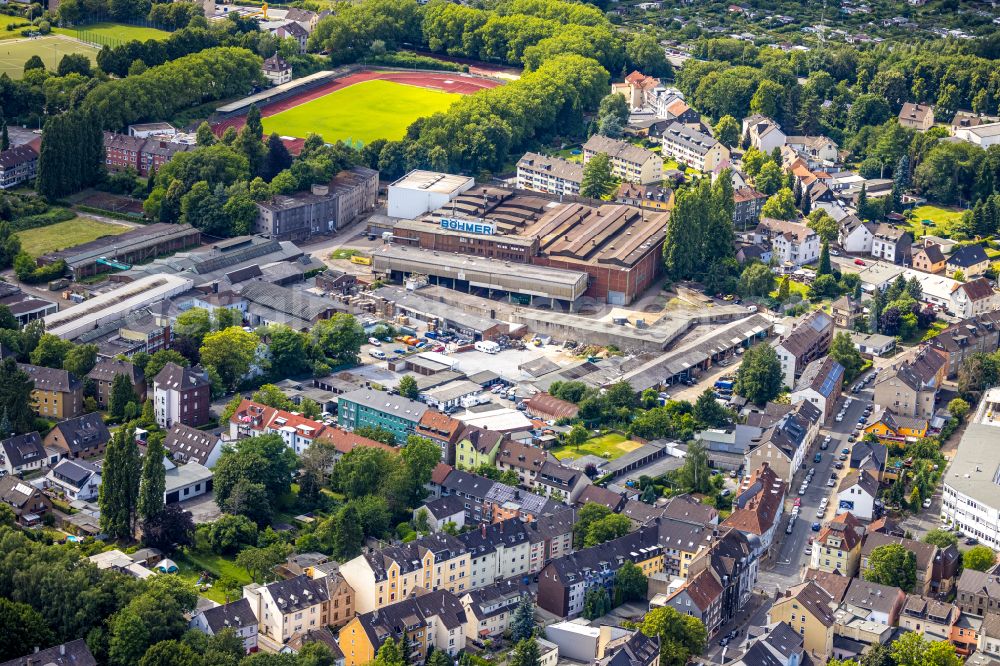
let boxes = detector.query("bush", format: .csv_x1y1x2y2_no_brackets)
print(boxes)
369,51,468,72
10,208,76,232
14,253,67,283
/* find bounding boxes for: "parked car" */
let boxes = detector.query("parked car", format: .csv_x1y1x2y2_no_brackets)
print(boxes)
368,337,382,346
812,522,821,531
369,349,387,360
923,498,932,509
855,259,866,266
805,545,813,555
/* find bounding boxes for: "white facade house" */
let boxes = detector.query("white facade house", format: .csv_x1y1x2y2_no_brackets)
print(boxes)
836,470,878,520
659,122,730,172
942,388,1000,549
459,521,532,590
743,115,787,153
839,215,875,254
949,278,1000,319
189,599,259,654
45,459,101,502
0,432,52,477
163,459,213,504
955,122,1000,148
790,357,845,424
758,218,820,267
516,153,583,196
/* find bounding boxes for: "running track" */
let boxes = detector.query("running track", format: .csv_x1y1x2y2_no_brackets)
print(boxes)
213,70,502,135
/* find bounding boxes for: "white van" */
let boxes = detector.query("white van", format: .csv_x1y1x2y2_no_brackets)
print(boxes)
474,340,500,354
369,349,387,360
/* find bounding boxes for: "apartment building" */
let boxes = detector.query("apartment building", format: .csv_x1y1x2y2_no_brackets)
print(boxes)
757,218,820,267
338,533,470,614
768,581,837,657
0,143,39,189
456,520,532,590
582,135,663,184
721,462,786,558
228,399,328,455
338,590,467,666
872,346,947,419
459,578,531,640
18,363,83,420
809,511,865,576
87,358,145,411
743,401,822,484
43,412,111,459
773,310,835,388
153,362,211,428
659,122,730,172
871,224,912,265
243,575,332,644
516,153,583,196
337,389,428,445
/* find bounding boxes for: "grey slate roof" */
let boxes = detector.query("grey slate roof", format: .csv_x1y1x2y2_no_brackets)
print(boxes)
0,432,44,469
163,423,220,466
262,574,330,613
0,639,96,666
49,413,111,455
948,244,989,268
18,363,81,393
200,598,257,634
154,362,209,392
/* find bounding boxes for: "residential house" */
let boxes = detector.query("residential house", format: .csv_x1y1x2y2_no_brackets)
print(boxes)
45,458,101,501
496,441,548,487
0,432,49,477
456,519,531,590
931,314,1000,379
848,332,897,357
87,358,145,410
0,475,50,525
899,594,958,641
729,622,804,666
337,389,428,445
163,423,224,468
785,135,839,166
898,103,935,131
933,544,962,596
952,614,981,657
582,135,663,184
0,640,96,666
321,427,398,461
525,508,575,573
189,598,258,654
153,362,211,428
744,401,822,484
957,570,1000,617
802,568,853,604
809,512,865,576
743,115,787,153
836,470,879,521
733,186,767,230
275,21,308,53
863,408,928,447
839,578,906,627
281,629,345,663
338,533,470,614
306,569,356,628
618,70,662,108
415,411,464,466
912,243,946,274
947,244,991,278
536,526,663,618
861,533,938,596
757,218,820,268
616,182,674,211
244,574,331,643
262,54,291,85
831,295,862,329
662,493,719,526
849,440,888,482
768,581,837,658
436,469,561,526
524,393,579,422
535,461,590,503
955,122,1000,148
44,413,111,459
459,578,530,640
516,153,583,197
791,356,845,423
838,215,875,255
455,426,505,471
664,566,724,637
654,514,714,579
950,277,1000,319
979,612,1000,657
0,143,38,189
18,363,83,419
871,224,912,265
774,310,835,389
598,629,659,666
338,590,467,666
417,495,467,532
722,462,786,559
575,485,628,512
873,346,947,419
659,122,730,172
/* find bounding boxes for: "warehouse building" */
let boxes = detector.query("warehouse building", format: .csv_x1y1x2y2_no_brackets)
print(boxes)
372,245,589,308
387,170,475,219
370,285,510,341
254,167,378,241
39,223,202,279
389,185,667,305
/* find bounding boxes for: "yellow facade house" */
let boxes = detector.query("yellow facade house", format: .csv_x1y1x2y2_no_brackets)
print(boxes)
769,581,837,658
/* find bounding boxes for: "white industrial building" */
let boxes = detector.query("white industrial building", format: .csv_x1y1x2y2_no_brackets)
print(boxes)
942,387,1000,549
43,274,193,340
387,170,475,219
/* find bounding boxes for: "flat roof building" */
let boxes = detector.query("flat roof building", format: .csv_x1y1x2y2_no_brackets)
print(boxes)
388,170,476,219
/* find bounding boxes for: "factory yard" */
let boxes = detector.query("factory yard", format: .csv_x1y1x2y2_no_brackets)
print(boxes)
261,79,461,144
15,217,129,257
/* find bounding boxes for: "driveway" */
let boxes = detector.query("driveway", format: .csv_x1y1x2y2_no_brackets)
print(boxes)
178,493,222,524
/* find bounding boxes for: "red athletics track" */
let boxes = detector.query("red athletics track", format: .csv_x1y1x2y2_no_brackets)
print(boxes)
213,70,502,135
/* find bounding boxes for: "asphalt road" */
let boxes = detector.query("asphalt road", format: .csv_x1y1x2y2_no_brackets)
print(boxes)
757,381,876,594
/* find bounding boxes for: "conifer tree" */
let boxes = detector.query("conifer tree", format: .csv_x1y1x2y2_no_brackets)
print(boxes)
99,428,141,540
137,435,166,524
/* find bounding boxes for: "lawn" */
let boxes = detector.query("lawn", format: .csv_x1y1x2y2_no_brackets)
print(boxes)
769,279,810,300
904,204,966,238
55,22,171,46
0,35,100,78
551,432,644,461
16,217,129,257
172,549,252,605
0,15,28,39
261,79,461,145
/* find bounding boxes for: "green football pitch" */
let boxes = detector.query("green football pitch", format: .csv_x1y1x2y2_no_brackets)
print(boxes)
0,35,100,78
261,79,461,146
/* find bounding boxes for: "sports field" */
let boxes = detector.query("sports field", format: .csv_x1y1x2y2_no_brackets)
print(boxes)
55,22,171,47
16,218,129,257
0,35,100,78
260,79,461,145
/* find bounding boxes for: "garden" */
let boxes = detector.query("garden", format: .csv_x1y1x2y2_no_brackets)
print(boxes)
550,432,644,462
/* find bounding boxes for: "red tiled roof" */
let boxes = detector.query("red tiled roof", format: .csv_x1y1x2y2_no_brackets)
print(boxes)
318,427,397,454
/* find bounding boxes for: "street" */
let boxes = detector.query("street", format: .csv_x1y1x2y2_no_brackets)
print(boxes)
757,378,876,595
